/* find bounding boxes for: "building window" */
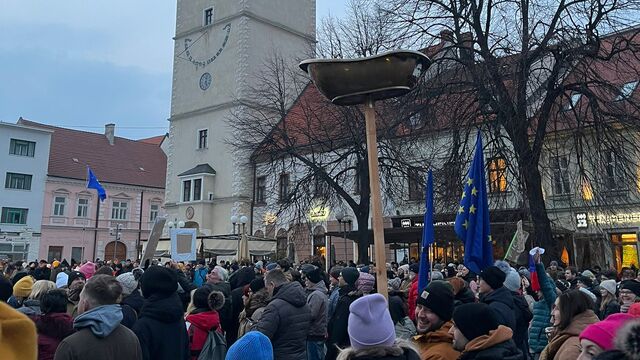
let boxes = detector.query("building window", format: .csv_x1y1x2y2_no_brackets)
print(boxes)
407,168,424,201
5,172,32,190
193,179,202,201
279,174,290,202
603,150,625,191
551,156,571,195
71,247,84,262
256,176,266,204
615,80,638,101
53,196,66,216
198,129,208,149
562,93,582,111
111,201,128,220
182,179,203,202
182,180,191,202
149,204,159,222
47,246,63,262
488,157,508,193
1,207,28,224
76,198,89,218
9,139,35,157
204,7,214,26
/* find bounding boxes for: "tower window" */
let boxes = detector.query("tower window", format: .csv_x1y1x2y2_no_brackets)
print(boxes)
204,8,214,26
198,129,208,149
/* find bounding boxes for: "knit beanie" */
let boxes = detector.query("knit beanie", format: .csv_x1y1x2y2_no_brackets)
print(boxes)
78,262,96,280
0,302,37,360
578,275,594,289
621,280,640,297
140,266,177,298
55,272,68,288
330,266,344,281
431,271,444,281
580,313,634,351
348,294,396,349
12,276,33,298
356,272,375,294
116,272,138,296
301,264,323,284
360,266,370,274
409,263,420,274
226,331,273,360
504,269,522,292
579,287,597,303
480,266,506,290
341,267,360,286
600,279,617,297
0,277,12,302
67,271,85,287
453,303,499,341
250,278,265,293
265,263,278,271
582,270,596,281
494,260,511,274
416,281,454,322
52,260,60,268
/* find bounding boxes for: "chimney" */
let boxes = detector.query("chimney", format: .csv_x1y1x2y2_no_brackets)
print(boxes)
439,29,454,43
459,32,474,62
105,123,115,145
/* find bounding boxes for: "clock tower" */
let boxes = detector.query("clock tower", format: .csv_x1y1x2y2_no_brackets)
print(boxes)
165,1,316,238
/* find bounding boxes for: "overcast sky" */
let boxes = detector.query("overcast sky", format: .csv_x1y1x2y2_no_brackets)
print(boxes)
0,0,347,139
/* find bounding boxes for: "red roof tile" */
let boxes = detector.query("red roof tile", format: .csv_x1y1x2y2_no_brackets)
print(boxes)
139,135,166,146
18,118,167,189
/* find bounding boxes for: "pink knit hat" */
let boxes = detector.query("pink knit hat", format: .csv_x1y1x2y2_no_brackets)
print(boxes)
580,313,635,350
78,262,96,280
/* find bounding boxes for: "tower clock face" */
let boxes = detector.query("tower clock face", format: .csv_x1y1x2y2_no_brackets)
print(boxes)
199,72,212,90
181,23,231,71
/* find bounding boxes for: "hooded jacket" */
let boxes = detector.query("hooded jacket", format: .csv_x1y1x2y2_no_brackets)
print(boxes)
480,287,517,331
53,304,142,360
36,312,75,360
327,284,361,360
306,280,329,340
132,293,190,360
186,309,221,360
17,299,41,317
336,341,421,360
458,325,522,360
238,287,269,338
539,310,599,360
412,321,460,360
529,263,557,354
255,281,311,360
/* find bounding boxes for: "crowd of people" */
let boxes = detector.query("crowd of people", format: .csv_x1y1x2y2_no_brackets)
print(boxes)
2,254,640,360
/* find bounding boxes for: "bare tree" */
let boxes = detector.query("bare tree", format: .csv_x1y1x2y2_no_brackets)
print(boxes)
385,0,640,261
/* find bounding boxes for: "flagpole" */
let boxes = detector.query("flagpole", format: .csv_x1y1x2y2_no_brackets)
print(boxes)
92,198,100,261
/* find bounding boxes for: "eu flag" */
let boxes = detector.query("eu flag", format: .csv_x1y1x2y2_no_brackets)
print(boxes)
418,169,434,292
454,132,493,274
87,167,107,201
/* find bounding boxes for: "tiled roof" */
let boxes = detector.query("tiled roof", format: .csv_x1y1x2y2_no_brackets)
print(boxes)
18,118,167,188
178,163,216,176
139,135,166,146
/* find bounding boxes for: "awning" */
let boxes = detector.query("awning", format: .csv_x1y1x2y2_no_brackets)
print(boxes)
151,236,276,257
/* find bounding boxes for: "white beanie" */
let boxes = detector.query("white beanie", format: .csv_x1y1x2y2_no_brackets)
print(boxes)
504,269,522,292
600,279,617,297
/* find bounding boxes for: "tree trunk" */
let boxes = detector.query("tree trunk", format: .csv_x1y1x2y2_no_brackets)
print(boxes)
356,211,371,265
519,159,559,261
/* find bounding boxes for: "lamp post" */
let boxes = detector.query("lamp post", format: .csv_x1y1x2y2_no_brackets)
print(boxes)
300,50,430,299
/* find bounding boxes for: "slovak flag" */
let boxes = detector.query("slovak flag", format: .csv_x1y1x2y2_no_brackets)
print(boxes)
529,254,540,292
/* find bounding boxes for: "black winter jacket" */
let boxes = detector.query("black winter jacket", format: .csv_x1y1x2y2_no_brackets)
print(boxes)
511,291,533,358
459,339,523,360
326,285,360,360
480,287,517,331
132,293,190,360
122,290,144,315
255,282,311,360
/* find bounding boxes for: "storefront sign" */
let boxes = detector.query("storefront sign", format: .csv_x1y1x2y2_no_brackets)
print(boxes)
309,206,330,221
576,213,588,229
589,212,640,225
401,219,412,228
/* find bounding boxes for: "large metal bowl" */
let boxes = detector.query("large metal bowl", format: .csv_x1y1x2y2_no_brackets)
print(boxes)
299,50,430,106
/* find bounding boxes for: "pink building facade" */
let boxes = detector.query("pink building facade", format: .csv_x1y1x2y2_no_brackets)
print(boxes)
40,177,164,262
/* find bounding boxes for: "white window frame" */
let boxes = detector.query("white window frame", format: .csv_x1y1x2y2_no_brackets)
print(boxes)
197,128,208,149
149,203,160,222
76,197,90,218
181,177,204,203
203,7,214,26
53,196,67,216
111,200,129,220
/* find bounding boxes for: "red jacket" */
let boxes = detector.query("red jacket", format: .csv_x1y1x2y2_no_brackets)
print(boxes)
35,312,75,360
408,277,418,321
186,310,221,360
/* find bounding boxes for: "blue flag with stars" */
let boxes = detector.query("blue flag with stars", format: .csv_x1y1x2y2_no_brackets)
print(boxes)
454,132,493,274
87,167,107,202
418,169,434,292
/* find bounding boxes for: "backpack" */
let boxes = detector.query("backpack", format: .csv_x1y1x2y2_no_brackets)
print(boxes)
197,329,227,360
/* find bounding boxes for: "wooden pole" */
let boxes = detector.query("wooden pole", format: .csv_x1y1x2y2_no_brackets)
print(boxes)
363,97,389,300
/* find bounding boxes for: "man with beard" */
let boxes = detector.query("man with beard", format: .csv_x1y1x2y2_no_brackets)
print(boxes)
412,281,460,360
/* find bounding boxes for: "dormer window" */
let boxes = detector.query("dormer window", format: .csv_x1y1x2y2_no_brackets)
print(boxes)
615,81,638,101
204,7,214,26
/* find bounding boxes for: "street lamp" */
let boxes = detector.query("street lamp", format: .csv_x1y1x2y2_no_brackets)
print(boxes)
230,215,239,234
240,215,248,235
335,209,351,263
300,50,430,299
